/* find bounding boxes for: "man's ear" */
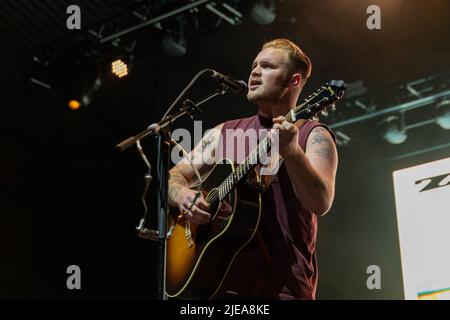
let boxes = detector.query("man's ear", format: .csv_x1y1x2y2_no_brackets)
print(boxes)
291,73,302,87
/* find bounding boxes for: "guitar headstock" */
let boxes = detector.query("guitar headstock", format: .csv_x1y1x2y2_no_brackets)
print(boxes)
292,80,347,121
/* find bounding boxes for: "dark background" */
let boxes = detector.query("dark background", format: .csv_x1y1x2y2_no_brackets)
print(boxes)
1,0,449,299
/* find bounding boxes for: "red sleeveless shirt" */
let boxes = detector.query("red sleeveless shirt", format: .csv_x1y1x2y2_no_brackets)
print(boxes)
217,114,335,300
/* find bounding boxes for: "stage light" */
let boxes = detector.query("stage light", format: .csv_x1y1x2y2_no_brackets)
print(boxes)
110,40,135,78
67,77,103,109
68,100,81,110
111,59,129,78
250,0,276,25
384,126,408,145
435,99,450,130
378,115,408,145
55,53,102,109
82,77,102,107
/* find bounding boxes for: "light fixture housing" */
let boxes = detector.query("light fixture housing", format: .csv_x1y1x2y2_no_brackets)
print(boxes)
378,115,408,145
435,99,450,130
250,0,276,25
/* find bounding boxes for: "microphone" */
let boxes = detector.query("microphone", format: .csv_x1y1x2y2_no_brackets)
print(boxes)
211,70,248,95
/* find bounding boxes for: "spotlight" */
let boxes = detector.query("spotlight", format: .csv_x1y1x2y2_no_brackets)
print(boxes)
250,0,276,25
67,77,103,109
68,100,81,110
435,99,450,130
81,77,102,106
54,54,102,109
378,115,407,145
111,58,129,78
110,41,135,78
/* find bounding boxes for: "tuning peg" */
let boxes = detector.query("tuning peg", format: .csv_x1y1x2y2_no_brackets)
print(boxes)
330,104,336,111
321,109,329,117
312,115,319,121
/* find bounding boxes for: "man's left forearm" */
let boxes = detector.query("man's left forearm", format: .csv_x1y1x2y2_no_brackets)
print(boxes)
283,146,333,215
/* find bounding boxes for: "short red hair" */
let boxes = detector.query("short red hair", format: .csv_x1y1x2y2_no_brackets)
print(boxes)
262,38,312,83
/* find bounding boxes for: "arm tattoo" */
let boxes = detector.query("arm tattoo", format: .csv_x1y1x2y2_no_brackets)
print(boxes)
201,135,215,151
311,128,332,160
169,173,188,187
312,130,328,145
168,184,188,207
190,135,215,162
316,147,331,160
168,172,188,204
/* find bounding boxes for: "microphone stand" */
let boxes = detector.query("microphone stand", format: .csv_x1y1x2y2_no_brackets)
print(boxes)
116,84,228,300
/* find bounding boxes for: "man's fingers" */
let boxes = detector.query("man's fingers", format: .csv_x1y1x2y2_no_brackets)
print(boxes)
183,207,209,225
283,121,297,132
191,205,211,224
273,123,282,130
182,200,193,211
273,121,297,134
272,116,285,123
192,205,210,218
219,201,232,213
196,198,210,211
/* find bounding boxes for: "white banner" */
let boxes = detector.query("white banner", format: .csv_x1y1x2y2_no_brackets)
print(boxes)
393,157,450,300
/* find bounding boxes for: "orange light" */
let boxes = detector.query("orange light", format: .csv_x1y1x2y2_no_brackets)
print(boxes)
68,100,81,110
111,59,128,78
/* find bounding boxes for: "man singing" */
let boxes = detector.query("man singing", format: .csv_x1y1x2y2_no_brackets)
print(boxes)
168,38,338,300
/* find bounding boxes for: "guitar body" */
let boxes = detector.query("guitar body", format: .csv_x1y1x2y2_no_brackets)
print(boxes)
166,158,261,299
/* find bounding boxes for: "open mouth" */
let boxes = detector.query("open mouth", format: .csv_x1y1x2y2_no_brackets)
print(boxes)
249,79,262,89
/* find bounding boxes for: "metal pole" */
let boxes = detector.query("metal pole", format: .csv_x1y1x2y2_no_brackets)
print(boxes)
156,135,169,300
100,0,213,44
329,89,450,129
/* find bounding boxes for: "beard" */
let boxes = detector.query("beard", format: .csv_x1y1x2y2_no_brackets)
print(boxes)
247,74,291,104
247,85,287,104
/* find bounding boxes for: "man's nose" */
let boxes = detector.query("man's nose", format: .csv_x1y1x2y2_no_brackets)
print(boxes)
251,66,261,77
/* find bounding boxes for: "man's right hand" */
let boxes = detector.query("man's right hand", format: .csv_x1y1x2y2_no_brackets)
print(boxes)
175,187,211,225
